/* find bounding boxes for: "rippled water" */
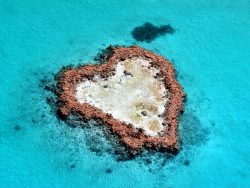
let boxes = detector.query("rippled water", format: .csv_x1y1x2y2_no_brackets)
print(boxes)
1,0,250,187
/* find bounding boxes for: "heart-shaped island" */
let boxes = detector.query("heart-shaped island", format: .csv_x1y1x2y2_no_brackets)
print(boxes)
56,46,185,157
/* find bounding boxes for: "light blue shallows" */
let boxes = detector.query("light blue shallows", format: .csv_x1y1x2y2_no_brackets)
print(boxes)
0,0,250,187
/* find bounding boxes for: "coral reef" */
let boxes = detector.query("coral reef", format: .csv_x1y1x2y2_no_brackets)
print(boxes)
56,46,185,157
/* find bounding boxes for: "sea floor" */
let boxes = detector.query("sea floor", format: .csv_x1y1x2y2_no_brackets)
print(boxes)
0,0,250,187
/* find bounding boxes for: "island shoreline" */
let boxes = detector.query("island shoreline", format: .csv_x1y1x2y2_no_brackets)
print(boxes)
56,46,186,157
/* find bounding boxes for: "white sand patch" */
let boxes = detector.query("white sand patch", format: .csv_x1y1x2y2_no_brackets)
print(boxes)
75,57,169,136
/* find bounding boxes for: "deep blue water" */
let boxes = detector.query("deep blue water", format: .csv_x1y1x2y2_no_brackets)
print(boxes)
1,0,250,187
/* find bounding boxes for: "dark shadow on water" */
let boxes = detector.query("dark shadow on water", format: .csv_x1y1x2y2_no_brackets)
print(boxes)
14,125,21,131
105,168,112,174
70,164,76,169
131,22,175,43
179,111,210,148
183,160,190,166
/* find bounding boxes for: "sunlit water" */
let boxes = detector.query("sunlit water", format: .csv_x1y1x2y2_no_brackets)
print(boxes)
0,0,250,187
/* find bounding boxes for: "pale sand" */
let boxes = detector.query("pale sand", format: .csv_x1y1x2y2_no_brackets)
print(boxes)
75,57,169,136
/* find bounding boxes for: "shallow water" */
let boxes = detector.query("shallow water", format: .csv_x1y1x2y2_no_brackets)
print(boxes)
0,0,250,187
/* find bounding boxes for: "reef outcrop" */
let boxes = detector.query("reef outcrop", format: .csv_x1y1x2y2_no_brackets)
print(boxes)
56,46,185,156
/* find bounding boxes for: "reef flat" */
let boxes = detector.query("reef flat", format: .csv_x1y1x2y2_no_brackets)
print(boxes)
56,46,185,156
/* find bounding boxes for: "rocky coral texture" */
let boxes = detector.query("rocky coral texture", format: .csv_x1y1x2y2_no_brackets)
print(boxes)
56,46,185,156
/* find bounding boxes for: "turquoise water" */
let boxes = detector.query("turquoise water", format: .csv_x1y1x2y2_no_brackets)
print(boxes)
1,0,250,187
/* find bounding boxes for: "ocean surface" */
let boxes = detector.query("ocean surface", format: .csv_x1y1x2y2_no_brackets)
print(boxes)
0,0,250,187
